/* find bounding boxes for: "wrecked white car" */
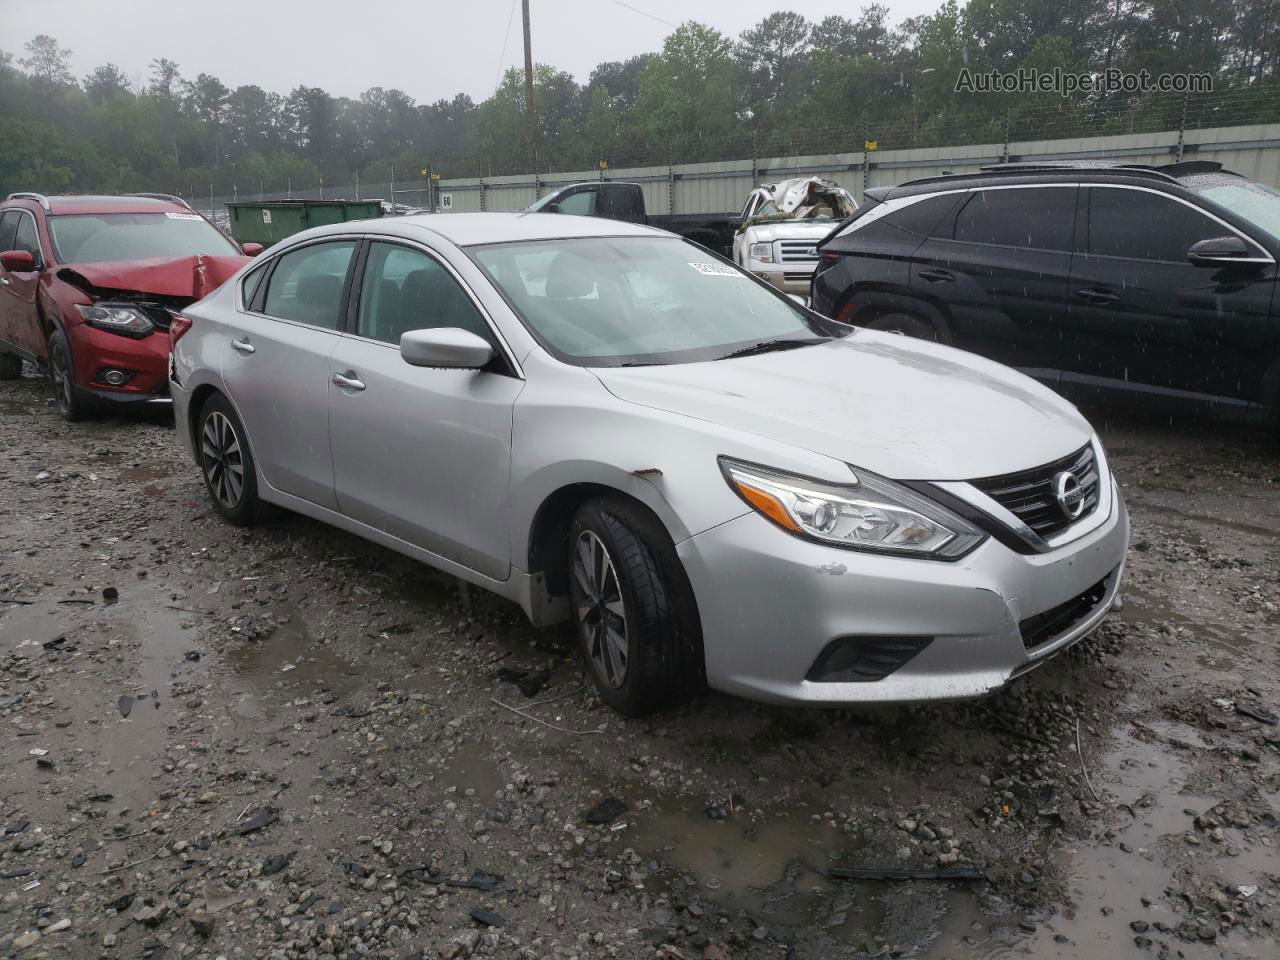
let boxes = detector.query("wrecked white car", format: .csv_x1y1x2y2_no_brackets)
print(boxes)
733,177,857,299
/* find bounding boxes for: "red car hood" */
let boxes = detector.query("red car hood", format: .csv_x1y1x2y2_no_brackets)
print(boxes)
57,255,249,302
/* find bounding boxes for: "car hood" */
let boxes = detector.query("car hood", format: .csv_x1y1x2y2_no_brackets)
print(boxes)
593,332,1092,481
740,221,839,244
57,255,250,302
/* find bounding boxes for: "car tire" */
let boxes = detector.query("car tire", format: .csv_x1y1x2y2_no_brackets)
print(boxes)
0,353,22,380
864,312,940,342
567,497,703,717
197,392,262,526
47,328,93,422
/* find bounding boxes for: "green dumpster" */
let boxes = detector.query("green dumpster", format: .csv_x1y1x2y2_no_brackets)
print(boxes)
227,199,384,249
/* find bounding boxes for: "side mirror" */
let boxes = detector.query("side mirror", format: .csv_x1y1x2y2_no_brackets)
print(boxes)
0,249,36,272
1187,235,1251,266
241,242,264,257
543,202,561,215
400,328,495,370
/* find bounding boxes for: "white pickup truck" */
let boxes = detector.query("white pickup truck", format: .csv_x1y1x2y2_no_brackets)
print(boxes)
732,177,857,300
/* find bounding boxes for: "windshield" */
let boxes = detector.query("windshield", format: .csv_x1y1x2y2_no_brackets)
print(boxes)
1189,180,1280,244
469,236,843,366
49,212,240,263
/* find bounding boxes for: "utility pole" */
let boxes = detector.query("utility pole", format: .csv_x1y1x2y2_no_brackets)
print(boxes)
522,0,537,174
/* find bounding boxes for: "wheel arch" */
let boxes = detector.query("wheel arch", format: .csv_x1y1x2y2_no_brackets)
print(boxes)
834,286,954,342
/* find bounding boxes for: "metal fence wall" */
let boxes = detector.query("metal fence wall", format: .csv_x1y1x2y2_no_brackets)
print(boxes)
197,121,1280,220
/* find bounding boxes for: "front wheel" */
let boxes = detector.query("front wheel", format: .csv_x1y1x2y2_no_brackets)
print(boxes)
47,328,92,421
567,498,703,717
197,393,262,525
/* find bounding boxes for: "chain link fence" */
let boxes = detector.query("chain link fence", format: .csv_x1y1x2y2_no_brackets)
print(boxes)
194,86,1280,219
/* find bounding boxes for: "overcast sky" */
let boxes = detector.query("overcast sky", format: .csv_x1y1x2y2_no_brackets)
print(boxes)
4,0,939,103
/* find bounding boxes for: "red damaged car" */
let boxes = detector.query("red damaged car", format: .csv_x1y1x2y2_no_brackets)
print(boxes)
0,192,260,420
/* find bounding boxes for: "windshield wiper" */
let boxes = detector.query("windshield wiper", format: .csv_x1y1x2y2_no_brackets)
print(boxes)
715,337,829,361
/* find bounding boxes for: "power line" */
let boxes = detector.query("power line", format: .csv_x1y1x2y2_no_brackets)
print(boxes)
495,0,519,92
609,0,678,29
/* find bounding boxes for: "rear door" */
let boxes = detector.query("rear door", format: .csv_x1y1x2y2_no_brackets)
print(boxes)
221,238,357,509
1063,185,1277,406
912,185,1076,371
0,209,47,357
327,239,523,580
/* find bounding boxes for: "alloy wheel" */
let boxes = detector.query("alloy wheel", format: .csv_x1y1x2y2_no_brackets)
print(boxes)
50,341,73,414
573,530,629,688
201,411,245,509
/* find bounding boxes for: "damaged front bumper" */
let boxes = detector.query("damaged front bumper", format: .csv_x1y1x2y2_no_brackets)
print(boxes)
676,480,1128,705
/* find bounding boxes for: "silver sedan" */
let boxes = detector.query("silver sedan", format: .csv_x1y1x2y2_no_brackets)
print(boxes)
171,213,1128,716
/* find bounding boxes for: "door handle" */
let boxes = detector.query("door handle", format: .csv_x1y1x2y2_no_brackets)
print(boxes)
1076,287,1119,304
0,277,10,286
332,371,366,392
231,338,255,354
918,268,955,283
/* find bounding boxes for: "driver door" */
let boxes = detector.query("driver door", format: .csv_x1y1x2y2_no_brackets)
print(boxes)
0,210,47,358
328,240,524,580
1063,186,1277,404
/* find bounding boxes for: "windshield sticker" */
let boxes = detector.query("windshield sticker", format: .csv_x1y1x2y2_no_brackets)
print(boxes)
689,261,742,277
164,212,204,221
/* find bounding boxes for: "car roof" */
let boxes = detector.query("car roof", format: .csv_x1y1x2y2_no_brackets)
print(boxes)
354,211,671,247
882,160,1247,200
3,194,196,216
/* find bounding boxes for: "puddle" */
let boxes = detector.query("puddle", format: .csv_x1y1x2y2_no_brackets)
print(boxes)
1,588,202,814
629,798,860,929
430,741,505,799
1004,725,1277,960
225,607,360,710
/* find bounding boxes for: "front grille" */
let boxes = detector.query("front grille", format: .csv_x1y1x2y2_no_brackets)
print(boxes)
783,271,812,282
971,443,1099,539
778,240,819,263
1019,574,1112,650
136,303,173,330
806,636,934,682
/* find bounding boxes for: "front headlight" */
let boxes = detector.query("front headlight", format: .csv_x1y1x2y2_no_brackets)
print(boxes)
76,303,155,338
749,242,774,263
720,457,986,559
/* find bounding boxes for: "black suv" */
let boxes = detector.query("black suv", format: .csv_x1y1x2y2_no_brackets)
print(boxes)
811,161,1280,429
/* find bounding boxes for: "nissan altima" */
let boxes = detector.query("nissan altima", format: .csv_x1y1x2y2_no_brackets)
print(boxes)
170,213,1128,716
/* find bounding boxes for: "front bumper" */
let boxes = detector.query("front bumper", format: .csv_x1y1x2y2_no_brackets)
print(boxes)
677,480,1128,705
67,323,170,402
749,263,815,297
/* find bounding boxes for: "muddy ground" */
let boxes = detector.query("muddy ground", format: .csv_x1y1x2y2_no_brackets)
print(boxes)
0,372,1277,960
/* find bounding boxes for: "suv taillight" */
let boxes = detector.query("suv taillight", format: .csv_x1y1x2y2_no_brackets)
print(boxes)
168,313,193,350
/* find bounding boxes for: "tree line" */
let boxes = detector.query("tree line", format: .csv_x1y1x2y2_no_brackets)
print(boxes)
1,0,1277,200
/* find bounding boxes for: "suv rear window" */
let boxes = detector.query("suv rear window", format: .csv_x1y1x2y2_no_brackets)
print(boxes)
953,187,1074,251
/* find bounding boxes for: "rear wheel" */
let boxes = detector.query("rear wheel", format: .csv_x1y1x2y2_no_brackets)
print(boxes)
197,393,261,525
47,328,92,422
863,312,940,342
567,497,702,717
0,353,22,380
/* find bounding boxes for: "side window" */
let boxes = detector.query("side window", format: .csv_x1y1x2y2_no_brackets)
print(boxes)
13,214,41,263
1088,188,1224,262
262,241,355,330
882,194,963,237
357,241,490,344
242,261,269,309
0,212,18,253
953,188,1074,251
558,190,597,216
